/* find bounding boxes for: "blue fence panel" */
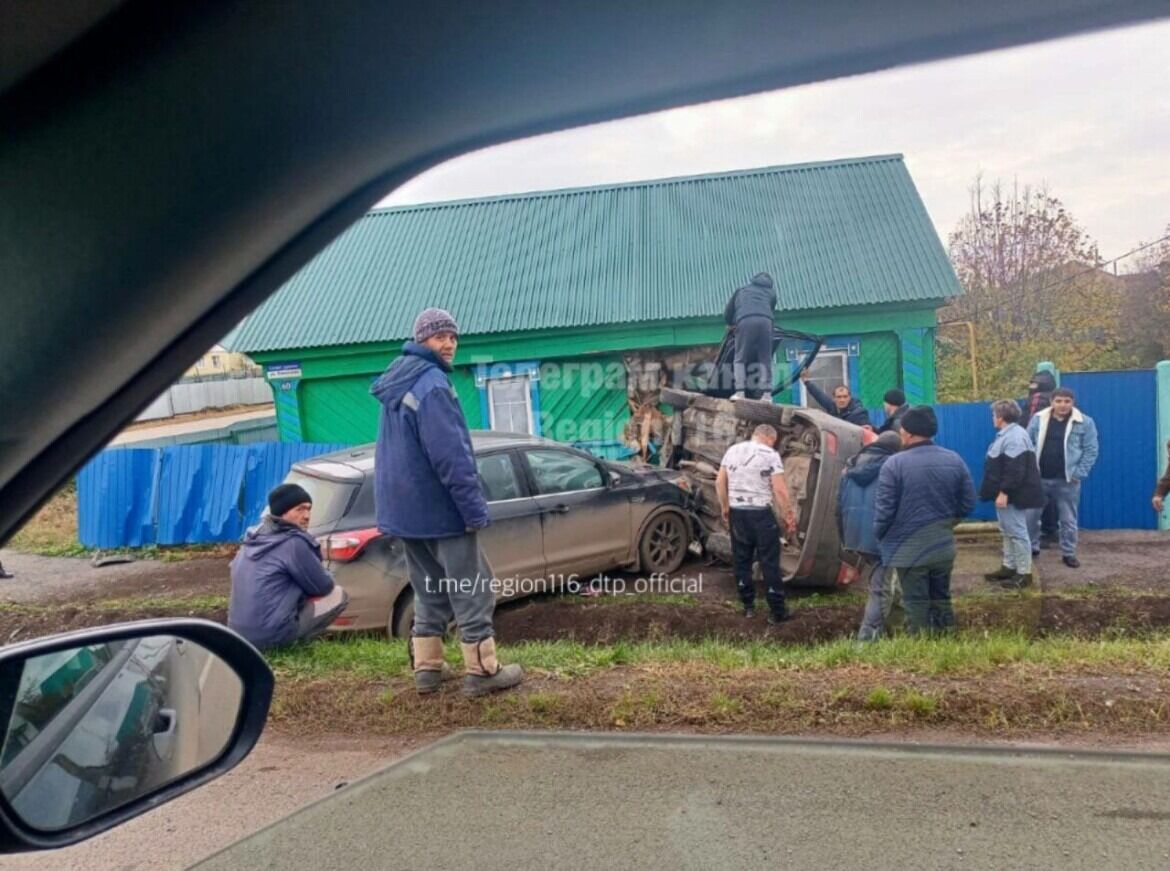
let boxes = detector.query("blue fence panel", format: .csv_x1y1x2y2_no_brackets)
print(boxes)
78,441,348,547
77,449,159,548
1063,370,1156,530
240,442,350,528
932,402,997,522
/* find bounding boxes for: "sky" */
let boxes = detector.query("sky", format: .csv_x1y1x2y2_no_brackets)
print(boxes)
380,19,1170,265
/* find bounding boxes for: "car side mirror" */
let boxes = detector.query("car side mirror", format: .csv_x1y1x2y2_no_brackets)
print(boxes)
0,619,272,853
608,470,622,487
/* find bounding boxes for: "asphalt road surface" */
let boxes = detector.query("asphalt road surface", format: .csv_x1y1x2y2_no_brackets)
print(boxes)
200,731,1170,871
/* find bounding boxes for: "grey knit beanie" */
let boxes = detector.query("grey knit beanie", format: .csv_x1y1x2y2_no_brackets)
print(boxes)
412,308,460,343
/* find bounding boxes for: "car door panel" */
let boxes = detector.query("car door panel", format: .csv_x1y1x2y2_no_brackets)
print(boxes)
522,448,631,579
475,451,545,599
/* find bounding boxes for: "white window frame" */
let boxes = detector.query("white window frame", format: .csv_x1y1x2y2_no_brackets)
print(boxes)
799,349,850,408
487,374,535,434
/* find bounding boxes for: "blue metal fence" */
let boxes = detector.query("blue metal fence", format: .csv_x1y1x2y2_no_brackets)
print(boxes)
868,369,1158,530
78,369,1159,546
78,442,347,548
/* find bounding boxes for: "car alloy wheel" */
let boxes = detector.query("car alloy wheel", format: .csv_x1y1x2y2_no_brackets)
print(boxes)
641,513,688,574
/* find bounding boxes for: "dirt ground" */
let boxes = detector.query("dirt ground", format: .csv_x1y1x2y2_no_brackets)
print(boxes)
3,530,1169,644
2,532,1169,868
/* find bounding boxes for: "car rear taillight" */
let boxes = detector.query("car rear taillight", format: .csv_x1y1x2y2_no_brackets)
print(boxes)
322,528,381,562
822,431,838,456
836,561,859,586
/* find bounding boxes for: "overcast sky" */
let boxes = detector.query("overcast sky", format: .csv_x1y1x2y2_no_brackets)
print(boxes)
380,19,1169,264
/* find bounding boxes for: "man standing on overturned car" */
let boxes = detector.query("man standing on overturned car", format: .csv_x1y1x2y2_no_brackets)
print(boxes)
873,407,976,635
371,307,522,697
716,424,798,624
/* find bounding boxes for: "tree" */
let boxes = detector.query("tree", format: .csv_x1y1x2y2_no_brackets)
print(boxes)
1117,225,1170,368
937,176,1135,401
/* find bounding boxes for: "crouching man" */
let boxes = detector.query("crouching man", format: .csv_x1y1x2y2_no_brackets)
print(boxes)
228,483,348,651
371,307,522,697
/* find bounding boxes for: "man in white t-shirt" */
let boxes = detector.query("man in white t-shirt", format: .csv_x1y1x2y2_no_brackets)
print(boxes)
716,424,798,623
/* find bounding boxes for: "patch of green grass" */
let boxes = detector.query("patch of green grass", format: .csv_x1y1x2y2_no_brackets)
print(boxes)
866,687,894,710
526,692,564,715
268,630,1170,682
899,689,939,717
710,691,743,717
0,595,227,616
90,595,229,612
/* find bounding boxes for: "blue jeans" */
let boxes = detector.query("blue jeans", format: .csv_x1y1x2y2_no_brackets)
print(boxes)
857,558,896,641
997,504,1032,574
1029,479,1081,557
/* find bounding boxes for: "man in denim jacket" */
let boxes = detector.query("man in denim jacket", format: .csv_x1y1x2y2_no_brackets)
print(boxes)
1027,386,1099,568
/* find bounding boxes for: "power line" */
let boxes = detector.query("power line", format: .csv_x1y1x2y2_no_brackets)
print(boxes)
1029,234,1170,296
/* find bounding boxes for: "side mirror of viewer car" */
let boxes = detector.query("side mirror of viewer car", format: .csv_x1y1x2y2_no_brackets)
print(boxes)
0,620,272,853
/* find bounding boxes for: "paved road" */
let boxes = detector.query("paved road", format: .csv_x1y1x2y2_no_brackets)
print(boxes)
201,731,1170,871
4,734,424,871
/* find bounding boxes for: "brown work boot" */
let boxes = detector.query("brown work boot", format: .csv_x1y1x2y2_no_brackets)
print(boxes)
460,637,523,698
411,636,454,695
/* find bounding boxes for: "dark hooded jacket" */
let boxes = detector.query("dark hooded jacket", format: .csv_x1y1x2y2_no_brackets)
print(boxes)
837,433,901,557
1019,370,1056,428
979,422,1045,508
878,403,909,435
228,517,336,650
370,342,489,538
803,379,872,427
724,272,777,325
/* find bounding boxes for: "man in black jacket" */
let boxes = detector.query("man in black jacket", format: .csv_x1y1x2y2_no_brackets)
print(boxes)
800,369,871,427
980,400,1045,589
724,272,777,400
878,389,909,434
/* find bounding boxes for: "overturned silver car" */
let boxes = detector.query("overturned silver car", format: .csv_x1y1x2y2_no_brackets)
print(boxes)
660,387,869,589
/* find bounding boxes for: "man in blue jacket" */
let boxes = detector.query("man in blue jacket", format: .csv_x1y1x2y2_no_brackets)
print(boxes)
724,272,777,400
371,308,522,698
228,483,349,651
874,407,976,635
838,431,902,641
1027,387,1099,568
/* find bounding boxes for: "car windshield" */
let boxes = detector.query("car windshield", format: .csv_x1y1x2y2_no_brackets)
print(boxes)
4,9,1170,868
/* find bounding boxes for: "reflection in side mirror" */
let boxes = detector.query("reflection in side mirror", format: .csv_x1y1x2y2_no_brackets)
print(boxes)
0,635,243,832
609,470,622,487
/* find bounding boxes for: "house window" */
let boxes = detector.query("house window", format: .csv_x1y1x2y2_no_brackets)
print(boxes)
800,349,850,407
210,354,221,368
488,375,534,434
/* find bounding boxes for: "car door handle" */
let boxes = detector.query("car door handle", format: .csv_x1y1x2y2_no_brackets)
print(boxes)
545,504,571,514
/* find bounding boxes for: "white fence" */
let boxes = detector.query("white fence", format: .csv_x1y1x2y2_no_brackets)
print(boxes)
136,377,273,421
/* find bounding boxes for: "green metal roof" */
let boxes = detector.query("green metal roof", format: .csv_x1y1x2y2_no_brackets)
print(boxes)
233,154,959,353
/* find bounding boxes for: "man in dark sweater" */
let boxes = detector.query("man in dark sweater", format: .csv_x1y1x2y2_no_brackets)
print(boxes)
724,272,777,400
874,406,976,635
228,483,349,650
878,389,909,435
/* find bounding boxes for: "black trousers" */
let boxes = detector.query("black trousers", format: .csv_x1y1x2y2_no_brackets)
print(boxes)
730,508,786,614
732,315,773,399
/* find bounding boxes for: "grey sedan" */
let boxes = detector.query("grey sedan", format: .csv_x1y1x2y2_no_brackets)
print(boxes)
283,432,697,636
